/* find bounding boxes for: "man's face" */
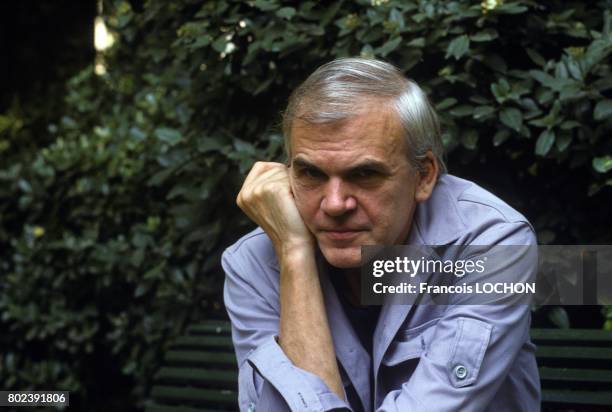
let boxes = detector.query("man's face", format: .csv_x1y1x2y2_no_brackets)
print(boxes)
289,103,427,269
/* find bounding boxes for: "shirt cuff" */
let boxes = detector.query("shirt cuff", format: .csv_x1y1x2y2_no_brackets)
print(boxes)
247,335,352,412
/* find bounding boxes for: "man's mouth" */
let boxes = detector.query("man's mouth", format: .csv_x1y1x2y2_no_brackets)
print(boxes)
321,230,364,241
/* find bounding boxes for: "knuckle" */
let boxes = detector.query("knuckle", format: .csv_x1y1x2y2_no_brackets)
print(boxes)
252,186,264,198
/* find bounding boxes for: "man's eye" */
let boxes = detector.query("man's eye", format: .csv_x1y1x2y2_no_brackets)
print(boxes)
300,168,324,179
352,169,378,179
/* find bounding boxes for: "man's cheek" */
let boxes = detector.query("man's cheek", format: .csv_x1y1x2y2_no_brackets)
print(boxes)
293,196,317,229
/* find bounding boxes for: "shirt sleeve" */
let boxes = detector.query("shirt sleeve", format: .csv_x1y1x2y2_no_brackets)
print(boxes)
222,245,352,412
376,222,540,411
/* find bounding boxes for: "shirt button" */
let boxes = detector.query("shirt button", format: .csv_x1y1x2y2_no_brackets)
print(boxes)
453,364,468,380
247,401,255,412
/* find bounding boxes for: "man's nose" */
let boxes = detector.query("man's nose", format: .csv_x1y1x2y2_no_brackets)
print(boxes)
320,177,357,217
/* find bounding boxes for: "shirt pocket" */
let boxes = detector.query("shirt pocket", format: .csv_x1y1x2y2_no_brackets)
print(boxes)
447,317,492,388
382,318,440,367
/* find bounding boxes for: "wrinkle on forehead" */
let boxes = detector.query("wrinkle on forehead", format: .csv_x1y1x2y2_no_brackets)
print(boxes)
289,102,408,171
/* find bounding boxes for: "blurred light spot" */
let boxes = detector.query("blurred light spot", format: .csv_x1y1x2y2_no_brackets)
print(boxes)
224,42,236,54
33,226,45,238
95,59,107,75
95,16,115,51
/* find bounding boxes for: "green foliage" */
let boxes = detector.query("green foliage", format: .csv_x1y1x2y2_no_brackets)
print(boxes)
1,0,611,409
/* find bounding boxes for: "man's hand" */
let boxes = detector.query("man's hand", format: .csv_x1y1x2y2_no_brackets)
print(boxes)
236,162,314,256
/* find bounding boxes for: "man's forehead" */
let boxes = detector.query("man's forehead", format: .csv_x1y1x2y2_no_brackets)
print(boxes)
289,106,406,154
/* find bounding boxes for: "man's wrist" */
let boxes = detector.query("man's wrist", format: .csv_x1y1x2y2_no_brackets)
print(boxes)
278,240,316,268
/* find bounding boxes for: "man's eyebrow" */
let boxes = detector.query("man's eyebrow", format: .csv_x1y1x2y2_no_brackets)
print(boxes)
292,157,322,171
348,159,390,173
292,157,391,174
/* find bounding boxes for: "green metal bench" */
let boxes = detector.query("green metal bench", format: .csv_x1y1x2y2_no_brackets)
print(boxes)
145,320,238,412
531,328,612,409
147,321,612,411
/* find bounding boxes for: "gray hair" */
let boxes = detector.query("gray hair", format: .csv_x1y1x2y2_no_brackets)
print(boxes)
282,57,447,174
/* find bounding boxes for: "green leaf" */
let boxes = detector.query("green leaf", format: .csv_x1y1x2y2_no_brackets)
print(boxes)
496,3,528,14
493,130,510,146
321,1,343,26
560,120,580,130
407,37,425,48
189,35,213,50
555,133,572,152
473,106,495,120
254,0,278,12
566,58,583,81
197,137,224,153
470,29,498,42
18,179,32,193
212,35,227,53
499,107,523,132
461,130,478,150
535,129,555,156
378,36,402,57
526,48,546,67
389,8,405,30
547,307,570,329
593,156,612,173
147,167,174,187
435,98,457,110
276,7,296,20
449,105,473,117
154,128,182,146
594,99,612,121
144,262,165,280
233,139,256,156
529,70,572,92
446,35,470,60
360,44,374,58
491,78,511,103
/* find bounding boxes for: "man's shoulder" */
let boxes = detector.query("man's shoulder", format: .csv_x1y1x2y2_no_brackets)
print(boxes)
222,227,279,277
414,174,535,245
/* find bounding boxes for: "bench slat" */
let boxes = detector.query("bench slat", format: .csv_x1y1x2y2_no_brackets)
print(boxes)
172,336,234,350
539,367,612,383
542,389,612,405
155,367,238,385
151,385,237,406
536,346,612,360
165,350,236,367
531,329,612,343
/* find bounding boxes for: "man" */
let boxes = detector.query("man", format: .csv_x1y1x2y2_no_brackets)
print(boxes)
222,58,540,411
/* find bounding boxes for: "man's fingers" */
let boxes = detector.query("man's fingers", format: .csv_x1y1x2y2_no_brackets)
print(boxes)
237,161,289,208
240,161,285,194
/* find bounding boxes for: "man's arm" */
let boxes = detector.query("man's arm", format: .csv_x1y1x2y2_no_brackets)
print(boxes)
278,246,345,400
227,161,346,410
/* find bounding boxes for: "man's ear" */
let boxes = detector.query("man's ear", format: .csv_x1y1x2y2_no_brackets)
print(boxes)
415,151,439,203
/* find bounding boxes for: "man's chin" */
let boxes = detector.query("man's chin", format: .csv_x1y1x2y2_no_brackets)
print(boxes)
318,244,362,269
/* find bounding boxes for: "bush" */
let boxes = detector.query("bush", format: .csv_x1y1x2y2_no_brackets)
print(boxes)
0,0,610,410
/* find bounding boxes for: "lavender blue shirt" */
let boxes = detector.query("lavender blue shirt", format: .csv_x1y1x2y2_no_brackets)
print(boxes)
222,174,541,412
